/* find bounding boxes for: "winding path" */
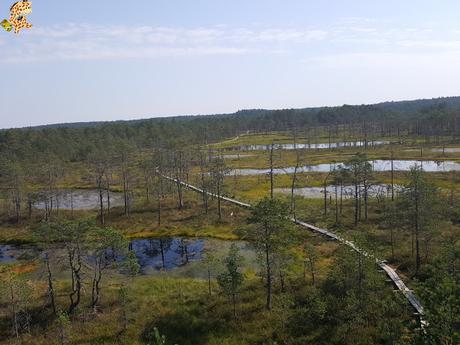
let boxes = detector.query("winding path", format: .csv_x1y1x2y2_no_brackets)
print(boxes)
161,174,426,329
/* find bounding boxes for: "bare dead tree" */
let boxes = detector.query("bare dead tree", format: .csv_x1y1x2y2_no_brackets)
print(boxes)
290,149,301,220
269,143,275,200
44,252,56,316
210,153,230,221
199,149,210,214
173,151,186,210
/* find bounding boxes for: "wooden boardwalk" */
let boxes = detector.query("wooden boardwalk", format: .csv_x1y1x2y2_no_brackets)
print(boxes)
161,174,426,328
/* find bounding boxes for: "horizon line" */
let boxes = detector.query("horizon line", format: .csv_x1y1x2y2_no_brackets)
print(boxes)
2,94,458,131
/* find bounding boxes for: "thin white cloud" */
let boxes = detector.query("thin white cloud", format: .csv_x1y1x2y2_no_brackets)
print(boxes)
3,21,460,63
337,17,379,25
0,24,329,63
397,39,460,49
303,52,460,74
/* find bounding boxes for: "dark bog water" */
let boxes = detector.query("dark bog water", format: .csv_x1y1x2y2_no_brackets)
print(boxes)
0,244,16,264
130,238,205,273
34,189,124,210
0,238,256,278
0,238,204,270
0,244,39,264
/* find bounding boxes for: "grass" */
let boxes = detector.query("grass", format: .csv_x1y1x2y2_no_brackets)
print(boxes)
208,132,297,149
0,276,283,344
217,143,460,171
0,223,341,345
107,194,249,241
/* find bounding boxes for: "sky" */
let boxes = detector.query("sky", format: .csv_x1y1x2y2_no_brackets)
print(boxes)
1,0,460,128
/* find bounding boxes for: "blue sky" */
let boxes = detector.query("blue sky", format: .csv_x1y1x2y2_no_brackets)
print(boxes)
1,0,460,128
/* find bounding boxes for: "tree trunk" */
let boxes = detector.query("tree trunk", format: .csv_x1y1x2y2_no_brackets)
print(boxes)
45,252,56,316
265,238,272,310
157,185,162,227
323,181,328,216
91,258,103,310
364,179,369,222
354,170,359,226
390,226,395,261
391,151,395,201
160,239,166,269
99,186,105,225
358,182,362,222
176,180,184,210
279,270,286,293
105,173,111,216
70,190,74,219
415,183,421,274
309,257,315,286
123,173,128,216
28,198,32,219
290,151,300,219
68,248,82,314
208,268,212,295
335,182,339,223
232,293,237,318
10,284,19,338
200,152,209,214
270,144,274,200
340,183,343,215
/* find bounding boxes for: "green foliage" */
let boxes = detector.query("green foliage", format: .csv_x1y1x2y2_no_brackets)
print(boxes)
123,250,141,276
420,241,460,345
147,327,167,345
245,198,295,310
0,266,33,338
246,197,294,250
287,286,327,343
35,218,96,245
321,247,409,345
57,311,70,326
344,152,372,175
56,311,70,345
217,244,244,316
217,244,244,293
399,166,444,231
2,96,460,164
88,226,127,252
399,166,445,273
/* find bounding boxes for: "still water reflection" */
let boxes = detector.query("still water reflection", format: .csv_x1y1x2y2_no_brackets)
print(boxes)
232,160,460,175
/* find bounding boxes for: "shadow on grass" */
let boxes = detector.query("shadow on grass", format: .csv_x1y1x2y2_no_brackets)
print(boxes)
142,305,225,345
0,304,55,341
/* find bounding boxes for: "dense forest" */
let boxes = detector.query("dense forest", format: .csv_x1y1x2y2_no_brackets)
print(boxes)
2,96,460,162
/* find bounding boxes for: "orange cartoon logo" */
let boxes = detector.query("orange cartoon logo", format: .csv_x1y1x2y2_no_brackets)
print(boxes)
1,1,33,34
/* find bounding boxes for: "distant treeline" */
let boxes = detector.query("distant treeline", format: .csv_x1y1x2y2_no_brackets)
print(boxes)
2,96,460,162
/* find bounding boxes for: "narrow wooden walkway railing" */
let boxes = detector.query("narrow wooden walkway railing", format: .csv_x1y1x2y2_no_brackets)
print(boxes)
161,174,426,329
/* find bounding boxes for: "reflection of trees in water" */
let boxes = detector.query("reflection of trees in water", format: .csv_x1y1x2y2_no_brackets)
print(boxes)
137,239,173,269
176,239,190,265
159,239,173,269
127,238,203,270
175,239,204,266
145,240,160,257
